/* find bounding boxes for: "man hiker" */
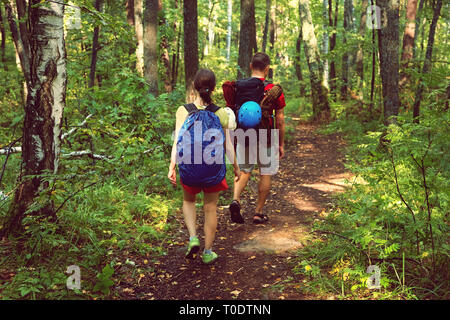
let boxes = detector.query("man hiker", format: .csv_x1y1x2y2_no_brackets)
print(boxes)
229,52,286,224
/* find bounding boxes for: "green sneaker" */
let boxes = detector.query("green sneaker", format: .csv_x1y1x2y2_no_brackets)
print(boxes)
201,250,218,264
185,237,200,259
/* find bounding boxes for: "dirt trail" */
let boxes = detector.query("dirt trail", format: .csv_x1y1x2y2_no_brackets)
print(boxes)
118,122,351,300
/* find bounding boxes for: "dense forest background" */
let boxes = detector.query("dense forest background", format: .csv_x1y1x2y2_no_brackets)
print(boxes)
0,0,448,300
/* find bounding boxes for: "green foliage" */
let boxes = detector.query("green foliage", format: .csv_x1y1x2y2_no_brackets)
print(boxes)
295,105,449,300
93,263,115,295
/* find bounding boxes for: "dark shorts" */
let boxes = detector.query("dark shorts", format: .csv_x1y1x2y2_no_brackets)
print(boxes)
180,178,229,195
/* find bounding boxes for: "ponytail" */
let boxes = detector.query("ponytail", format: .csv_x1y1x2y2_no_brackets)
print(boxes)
198,87,213,105
194,69,216,106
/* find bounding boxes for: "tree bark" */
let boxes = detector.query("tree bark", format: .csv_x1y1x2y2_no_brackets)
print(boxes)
328,0,338,99
0,6,7,70
355,0,368,96
144,0,159,96
322,0,329,90
183,0,198,101
1,0,67,237
126,0,135,26
376,0,400,125
262,0,271,53
5,1,30,86
269,0,275,53
159,5,173,92
412,0,425,60
341,0,353,100
295,27,305,96
88,0,103,89
237,0,256,79
203,0,216,57
412,0,442,123
135,0,144,76
399,0,418,87
299,0,330,122
226,0,232,61
172,25,181,88
15,0,30,62
370,0,377,113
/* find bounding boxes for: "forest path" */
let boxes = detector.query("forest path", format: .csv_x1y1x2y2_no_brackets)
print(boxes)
118,121,351,300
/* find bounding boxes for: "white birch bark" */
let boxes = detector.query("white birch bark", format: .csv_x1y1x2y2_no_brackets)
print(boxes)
322,0,329,89
226,0,232,62
135,0,144,76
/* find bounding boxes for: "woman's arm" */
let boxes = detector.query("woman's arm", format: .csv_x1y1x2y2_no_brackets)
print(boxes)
168,107,186,185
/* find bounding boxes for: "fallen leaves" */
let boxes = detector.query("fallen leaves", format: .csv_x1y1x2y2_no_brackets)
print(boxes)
230,290,241,297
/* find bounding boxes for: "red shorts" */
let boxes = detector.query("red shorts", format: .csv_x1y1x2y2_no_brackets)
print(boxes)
180,178,229,195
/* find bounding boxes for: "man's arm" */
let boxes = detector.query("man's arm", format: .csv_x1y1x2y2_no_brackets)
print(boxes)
275,108,285,158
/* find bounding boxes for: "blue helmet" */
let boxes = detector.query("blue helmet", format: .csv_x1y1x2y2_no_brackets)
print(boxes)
237,101,262,129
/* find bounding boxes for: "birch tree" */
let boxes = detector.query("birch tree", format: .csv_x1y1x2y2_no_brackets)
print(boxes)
226,0,232,62
341,0,353,100
355,0,368,97
1,0,67,236
135,0,144,76
322,0,329,89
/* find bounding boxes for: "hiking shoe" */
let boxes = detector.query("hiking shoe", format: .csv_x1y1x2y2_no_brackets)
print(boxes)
229,200,244,224
185,237,200,259
201,250,218,264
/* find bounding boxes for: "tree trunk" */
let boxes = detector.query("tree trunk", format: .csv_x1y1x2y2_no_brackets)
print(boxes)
126,0,135,26
1,0,67,237
15,0,30,62
376,0,400,125
412,0,442,123
144,0,159,96
249,0,257,54
369,0,377,113
0,6,6,71
88,0,103,89
172,25,181,88
399,0,418,87
159,5,173,92
322,0,329,90
269,0,275,53
355,0,368,96
328,0,338,99
5,1,30,86
262,0,271,53
295,27,305,96
412,0,425,60
183,0,198,101
237,0,256,79
341,0,353,100
299,0,330,122
204,0,216,57
226,0,232,61
135,0,144,76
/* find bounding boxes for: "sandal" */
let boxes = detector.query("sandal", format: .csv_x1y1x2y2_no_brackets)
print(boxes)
253,213,269,224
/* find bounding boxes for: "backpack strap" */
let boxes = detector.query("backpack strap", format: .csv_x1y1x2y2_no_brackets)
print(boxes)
184,103,198,115
263,79,272,88
205,104,220,113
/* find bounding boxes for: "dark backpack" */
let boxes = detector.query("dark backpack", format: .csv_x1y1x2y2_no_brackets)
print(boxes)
176,104,226,188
